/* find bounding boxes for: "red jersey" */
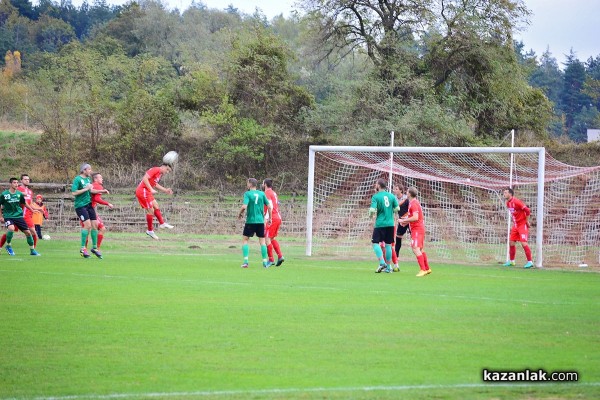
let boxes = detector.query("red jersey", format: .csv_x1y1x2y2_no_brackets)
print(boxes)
264,188,281,221
91,182,110,208
136,167,162,191
407,198,425,232
17,185,33,217
506,197,530,226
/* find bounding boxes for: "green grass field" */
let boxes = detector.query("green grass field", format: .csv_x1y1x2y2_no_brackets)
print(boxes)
1,233,599,399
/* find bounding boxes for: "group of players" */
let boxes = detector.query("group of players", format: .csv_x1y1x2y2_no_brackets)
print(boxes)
237,178,285,268
0,161,174,258
71,161,179,258
369,179,432,276
1,160,532,270
0,161,288,267
368,178,534,276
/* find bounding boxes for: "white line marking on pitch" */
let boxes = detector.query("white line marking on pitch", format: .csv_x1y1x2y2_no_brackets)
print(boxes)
4,382,599,400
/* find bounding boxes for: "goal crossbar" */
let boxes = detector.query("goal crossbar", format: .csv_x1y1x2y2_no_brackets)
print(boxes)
306,146,546,268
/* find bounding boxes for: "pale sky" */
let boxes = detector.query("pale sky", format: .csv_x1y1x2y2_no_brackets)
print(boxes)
64,0,599,65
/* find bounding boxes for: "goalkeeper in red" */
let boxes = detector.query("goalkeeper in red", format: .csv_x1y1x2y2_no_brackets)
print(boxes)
503,188,533,268
370,178,399,273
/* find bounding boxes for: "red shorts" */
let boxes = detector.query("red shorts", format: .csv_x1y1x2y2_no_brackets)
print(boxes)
266,218,281,239
24,215,34,229
80,215,105,230
510,224,529,242
410,229,425,249
136,188,155,209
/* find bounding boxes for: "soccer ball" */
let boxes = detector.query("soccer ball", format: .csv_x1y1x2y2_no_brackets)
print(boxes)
42,234,51,240
162,151,179,165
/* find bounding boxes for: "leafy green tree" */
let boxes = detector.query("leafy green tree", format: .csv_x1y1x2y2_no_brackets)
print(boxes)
9,0,35,19
99,2,144,56
202,97,273,179
33,14,75,52
529,48,563,106
174,66,226,113
570,106,599,143
226,23,314,174
583,55,600,111
113,87,181,163
559,52,591,136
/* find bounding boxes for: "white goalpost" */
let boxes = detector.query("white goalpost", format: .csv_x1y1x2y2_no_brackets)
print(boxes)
306,145,600,268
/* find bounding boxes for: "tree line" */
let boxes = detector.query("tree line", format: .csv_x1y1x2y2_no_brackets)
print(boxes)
1,0,599,189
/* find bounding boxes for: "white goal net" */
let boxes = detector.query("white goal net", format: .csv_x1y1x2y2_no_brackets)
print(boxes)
306,146,600,268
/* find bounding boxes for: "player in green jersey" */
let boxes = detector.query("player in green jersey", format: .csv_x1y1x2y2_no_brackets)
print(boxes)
369,178,399,273
71,163,108,259
238,178,273,268
0,178,40,256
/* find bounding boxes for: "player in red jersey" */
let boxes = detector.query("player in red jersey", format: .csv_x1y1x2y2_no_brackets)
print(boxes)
135,163,174,240
0,174,40,250
503,188,533,268
262,179,285,267
82,173,113,250
399,186,431,277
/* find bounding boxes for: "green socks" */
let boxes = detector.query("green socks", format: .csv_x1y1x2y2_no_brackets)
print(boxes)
372,243,384,263
80,229,88,248
90,229,98,248
385,244,392,265
242,244,249,262
261,244,268,262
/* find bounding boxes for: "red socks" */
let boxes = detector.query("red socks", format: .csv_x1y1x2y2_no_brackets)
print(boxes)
154,209,165,225
417,254,427,271
523,244,532,262
509,245,516,260
267,243,274,262
271,239,282,259
97,233,104,249
0,233,6,247
422,252,430,269
510,244,532,262
146,214,154,231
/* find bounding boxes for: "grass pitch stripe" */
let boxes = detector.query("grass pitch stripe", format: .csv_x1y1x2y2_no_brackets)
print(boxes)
6,382,600,400
0,268,588,305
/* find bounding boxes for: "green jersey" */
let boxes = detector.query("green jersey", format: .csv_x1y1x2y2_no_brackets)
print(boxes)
72,175,92,209
370,190,399,228
0,190,26,219
243,189,270,224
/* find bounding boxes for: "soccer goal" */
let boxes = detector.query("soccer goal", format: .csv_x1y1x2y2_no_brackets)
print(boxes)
306,145,600,268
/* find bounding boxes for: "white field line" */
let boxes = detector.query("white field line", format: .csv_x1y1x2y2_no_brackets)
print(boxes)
3,382,599,400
